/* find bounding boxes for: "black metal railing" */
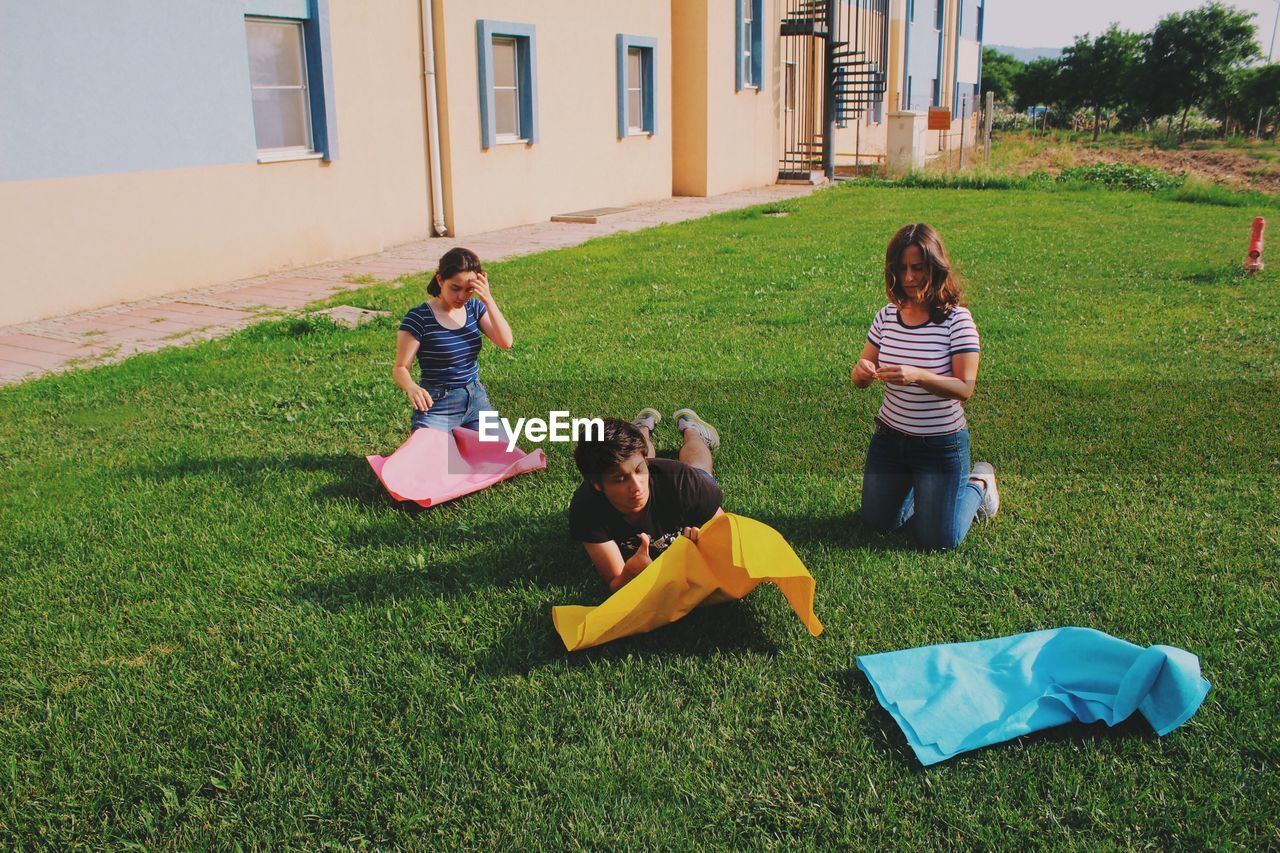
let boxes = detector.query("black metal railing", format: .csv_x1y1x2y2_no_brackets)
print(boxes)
778,0,888,180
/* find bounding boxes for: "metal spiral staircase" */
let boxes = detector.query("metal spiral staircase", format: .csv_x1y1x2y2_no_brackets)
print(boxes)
779,0,888,180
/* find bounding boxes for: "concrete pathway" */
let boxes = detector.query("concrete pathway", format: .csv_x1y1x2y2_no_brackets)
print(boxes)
0,183,820,387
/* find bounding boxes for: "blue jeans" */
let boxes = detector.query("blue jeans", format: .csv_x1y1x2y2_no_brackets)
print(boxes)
409,379,500,434
860,423,984,550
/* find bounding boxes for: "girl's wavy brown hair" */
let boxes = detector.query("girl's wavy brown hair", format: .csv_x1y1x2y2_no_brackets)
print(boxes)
428,247,484,296
883,223,964,324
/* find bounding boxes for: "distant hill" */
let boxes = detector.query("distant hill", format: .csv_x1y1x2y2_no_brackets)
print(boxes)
987,44,1063,63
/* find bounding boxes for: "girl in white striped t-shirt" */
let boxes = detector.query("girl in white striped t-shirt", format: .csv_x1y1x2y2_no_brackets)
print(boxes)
851,224,999,550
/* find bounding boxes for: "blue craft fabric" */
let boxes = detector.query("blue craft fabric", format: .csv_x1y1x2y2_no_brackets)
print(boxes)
856,627,1212,766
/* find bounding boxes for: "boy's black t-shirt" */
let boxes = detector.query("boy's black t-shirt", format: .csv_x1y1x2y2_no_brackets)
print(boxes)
568,458,723,559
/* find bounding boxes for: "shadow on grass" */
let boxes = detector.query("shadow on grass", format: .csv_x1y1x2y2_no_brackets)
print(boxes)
475,596,782,677
1178,264,1251,285
752,510,923,554
127,449,555,513
831,667,1159,768
300,512,578,600
294,509,784,674
127,452,387,505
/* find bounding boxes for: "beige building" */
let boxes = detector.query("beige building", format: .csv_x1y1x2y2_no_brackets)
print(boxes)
0,0,984,325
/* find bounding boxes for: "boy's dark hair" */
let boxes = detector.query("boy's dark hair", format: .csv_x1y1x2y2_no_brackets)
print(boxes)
428,247,483,296
574,418,647,484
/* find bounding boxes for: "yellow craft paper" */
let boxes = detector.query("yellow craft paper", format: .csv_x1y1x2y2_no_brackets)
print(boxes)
552,513,824,651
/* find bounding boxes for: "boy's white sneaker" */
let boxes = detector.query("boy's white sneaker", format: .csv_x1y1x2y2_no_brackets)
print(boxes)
673,408,720,449
971,461,1000,520
633,407,662,431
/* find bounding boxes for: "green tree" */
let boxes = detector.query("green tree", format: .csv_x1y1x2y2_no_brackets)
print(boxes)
981,48,1023,106
1013,57,1063,130
1137,2,1259,143
1239,64,1280,136
1058,25,1143,141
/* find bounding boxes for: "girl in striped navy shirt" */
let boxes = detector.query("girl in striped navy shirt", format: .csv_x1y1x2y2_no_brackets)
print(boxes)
393,247,514,433
851,224,999,550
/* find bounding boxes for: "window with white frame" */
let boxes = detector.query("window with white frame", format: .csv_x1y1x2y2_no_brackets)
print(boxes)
491,37,521,139
476,20,538,148
616,34,656,137
785,61,796,113
242,0,336,162
627,49,645,132
736,0,763,91
246,18,313,154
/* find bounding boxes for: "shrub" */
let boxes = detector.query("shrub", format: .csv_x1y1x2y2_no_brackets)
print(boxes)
1161,178,1280,210
1056,162,1185,191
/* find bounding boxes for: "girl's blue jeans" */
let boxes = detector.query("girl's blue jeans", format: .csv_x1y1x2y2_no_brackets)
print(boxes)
860,423,984,551
409,379,499,433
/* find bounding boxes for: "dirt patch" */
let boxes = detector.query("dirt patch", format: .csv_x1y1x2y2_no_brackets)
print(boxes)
99,643,175,668
1015,139,1280,191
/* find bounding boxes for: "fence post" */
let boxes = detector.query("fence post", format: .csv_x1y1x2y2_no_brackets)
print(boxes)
985,91,994,165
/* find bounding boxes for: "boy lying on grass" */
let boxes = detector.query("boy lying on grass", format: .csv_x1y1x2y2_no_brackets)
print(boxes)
569,410,725,591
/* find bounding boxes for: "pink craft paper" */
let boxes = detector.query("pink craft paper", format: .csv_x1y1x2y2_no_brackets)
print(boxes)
367,426,546,507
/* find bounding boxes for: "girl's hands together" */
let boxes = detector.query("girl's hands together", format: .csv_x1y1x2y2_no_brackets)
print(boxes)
874,364,925,386
853,358,878,384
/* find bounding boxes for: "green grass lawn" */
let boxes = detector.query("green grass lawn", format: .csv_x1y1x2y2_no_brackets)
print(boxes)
1,186,1277,846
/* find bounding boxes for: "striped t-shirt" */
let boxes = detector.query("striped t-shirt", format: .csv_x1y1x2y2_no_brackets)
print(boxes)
399,298,489,387
866,303,981,436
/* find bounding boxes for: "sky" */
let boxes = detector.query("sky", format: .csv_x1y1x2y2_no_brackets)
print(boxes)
984,0,1280,56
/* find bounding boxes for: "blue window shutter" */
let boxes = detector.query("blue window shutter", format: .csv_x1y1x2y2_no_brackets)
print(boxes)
520,30,539,144
305,0,337,160
616,34,628,138
476,22,494,148
951,1,963,117
643,47,656,133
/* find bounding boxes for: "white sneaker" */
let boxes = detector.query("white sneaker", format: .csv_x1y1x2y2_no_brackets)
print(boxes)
971,461,1000,520
673,408,720,449
633,407,662,431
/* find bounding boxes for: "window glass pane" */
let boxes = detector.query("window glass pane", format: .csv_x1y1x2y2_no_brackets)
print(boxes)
492,38,517,89
628,48,642,87
252,88,311,149
494,89,519,136
628,90,643,129
246,20,305,87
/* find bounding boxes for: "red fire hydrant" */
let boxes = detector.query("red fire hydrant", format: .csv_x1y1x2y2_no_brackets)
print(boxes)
1245,217,1265,275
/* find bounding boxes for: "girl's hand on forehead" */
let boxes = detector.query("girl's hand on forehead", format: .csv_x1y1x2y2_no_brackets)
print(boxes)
469,271,492,302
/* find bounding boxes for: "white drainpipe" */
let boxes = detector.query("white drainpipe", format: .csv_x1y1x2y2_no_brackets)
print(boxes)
420,0,448,236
